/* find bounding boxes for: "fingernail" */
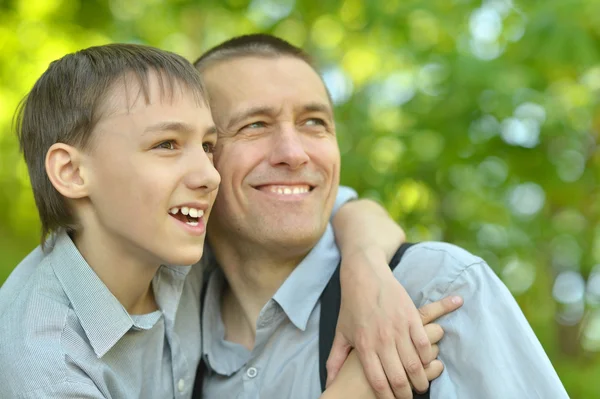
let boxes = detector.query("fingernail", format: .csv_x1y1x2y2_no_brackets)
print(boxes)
451,296,463,305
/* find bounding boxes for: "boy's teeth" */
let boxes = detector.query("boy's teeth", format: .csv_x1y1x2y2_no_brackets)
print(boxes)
186,220,199,226
169,206,204,219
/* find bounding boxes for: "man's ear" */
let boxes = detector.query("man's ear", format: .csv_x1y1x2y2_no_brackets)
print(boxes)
45,143,89,199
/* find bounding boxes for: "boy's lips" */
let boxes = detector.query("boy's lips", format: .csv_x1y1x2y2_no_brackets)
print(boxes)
168,201,210,233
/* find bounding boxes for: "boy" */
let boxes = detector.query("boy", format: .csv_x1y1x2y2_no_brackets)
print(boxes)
0,43,220,398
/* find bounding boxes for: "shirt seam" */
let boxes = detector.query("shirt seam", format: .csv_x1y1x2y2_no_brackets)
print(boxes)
403,244,486,304
16,377,98,398
14,308,74,396
431,260,487,304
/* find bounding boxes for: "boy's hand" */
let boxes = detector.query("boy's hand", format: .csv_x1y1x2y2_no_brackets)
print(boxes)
327,252,462,399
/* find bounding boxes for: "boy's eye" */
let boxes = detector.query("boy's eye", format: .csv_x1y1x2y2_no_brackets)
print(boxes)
154,140,176,150
202,142,215,153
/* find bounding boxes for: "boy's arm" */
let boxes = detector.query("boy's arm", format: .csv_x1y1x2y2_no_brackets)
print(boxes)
330,194,433,398
320,298,463,399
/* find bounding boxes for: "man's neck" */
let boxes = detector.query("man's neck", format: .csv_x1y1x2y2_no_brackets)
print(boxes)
209,234,309,349
72,228,159,315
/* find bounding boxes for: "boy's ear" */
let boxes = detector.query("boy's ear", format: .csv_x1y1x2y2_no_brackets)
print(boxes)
45,143,89,199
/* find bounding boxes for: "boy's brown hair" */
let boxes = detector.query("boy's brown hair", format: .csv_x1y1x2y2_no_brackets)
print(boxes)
14,43,207,246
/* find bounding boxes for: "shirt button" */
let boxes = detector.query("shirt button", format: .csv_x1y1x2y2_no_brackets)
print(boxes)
177,378,185,393
246,367,258,379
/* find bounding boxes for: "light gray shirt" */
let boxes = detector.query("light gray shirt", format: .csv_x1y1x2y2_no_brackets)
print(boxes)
0,232,204,398
201,225,569,399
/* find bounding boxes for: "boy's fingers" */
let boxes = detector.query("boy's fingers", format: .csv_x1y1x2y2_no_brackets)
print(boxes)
424,324,444,345
418,296,463,325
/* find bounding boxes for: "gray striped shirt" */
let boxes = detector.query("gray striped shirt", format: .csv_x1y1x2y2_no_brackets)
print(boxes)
0,232,204,398
0,186,358,398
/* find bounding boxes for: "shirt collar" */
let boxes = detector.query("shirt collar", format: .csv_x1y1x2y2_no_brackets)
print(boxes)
202,268,251,376
48,231,191,358
272,224,339,331
201,225,339,373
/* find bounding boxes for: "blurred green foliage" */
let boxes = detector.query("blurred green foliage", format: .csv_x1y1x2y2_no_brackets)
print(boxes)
0,0,599,396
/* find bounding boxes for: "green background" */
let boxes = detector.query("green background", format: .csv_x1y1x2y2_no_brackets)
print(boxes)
1,0,599,397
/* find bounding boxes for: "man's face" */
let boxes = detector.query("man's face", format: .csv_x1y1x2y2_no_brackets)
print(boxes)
80,72,221,266
203,56,340,253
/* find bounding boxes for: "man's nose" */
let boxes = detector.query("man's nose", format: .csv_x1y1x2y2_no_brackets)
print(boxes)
268,125,310,170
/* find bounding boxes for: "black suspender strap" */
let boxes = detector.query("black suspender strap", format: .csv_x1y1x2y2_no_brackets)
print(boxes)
319,243,430,398
192,275,211,399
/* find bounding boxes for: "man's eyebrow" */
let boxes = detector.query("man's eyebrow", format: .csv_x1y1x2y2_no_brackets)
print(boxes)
226,103,333,130
301,102,333,118
227,106,276,131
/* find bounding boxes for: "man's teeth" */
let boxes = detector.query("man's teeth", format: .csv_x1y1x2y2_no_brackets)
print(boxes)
268,186,310,195
168,207,204,218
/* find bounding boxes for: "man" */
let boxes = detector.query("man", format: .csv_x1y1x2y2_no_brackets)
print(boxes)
192,34,569,399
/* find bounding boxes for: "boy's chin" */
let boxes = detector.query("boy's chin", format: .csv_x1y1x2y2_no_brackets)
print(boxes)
162,248,204,266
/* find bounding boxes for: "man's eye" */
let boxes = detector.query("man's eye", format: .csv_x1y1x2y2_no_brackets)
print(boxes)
203,142,215,153
154,140,176,150
305,118,326,127
245,121,266,129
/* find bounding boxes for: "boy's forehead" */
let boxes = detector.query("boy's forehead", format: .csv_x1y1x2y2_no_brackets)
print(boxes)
97,71,205,118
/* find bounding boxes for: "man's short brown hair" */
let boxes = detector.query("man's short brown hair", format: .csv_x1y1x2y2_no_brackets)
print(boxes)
193,33,331,104
193,34,316,72
14,43,207,245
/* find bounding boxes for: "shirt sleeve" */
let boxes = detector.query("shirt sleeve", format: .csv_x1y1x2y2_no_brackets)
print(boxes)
330,185,358,219
429,261,569,399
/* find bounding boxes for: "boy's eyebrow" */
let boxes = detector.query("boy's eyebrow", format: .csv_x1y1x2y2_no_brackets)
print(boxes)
143,121,215,136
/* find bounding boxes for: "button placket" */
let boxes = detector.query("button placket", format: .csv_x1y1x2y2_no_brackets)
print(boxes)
246,367,258,379
177,378,185,393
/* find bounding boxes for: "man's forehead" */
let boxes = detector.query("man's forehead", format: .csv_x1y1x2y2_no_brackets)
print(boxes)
204,56,331,114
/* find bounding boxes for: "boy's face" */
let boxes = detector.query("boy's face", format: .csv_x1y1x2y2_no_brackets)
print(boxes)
78,72,220,266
